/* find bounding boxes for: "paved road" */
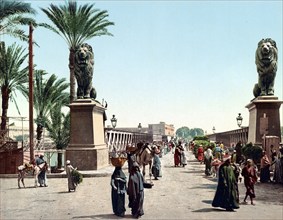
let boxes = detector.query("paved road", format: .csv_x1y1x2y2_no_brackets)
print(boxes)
1,150,282,220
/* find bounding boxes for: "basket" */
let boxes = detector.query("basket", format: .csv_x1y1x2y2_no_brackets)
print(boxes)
110,157,127,167
143,181,154,188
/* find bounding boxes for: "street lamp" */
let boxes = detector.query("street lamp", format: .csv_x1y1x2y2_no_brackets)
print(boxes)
138,123,142,132
212,126,216,134
236,113,243,128
111,115,117,128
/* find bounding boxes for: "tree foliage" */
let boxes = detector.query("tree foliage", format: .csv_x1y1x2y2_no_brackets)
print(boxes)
20,70,69,143
0,0,37,42
45,104,70,150
0,42,28,130
41,0,114,102
176,127,204,141
242,142,263,164
192,137,215,158
45,102,70,169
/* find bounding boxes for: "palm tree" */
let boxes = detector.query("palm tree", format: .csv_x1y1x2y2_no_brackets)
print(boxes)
41,0,114,102
45,103,70,169
0,0,37,42
29,70,69,145
0,42,29,131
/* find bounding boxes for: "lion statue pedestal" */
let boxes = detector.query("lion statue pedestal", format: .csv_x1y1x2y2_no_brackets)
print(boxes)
246,96,282,145
247,38,282,145
66,99,108,170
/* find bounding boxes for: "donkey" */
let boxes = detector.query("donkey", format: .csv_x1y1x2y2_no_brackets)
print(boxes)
18,162,48,188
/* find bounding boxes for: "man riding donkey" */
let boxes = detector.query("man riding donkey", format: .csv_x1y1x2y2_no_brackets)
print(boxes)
18,153,48,188
35,153,48,187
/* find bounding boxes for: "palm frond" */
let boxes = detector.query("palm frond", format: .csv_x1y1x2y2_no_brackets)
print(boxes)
0,42,29,122
0,0,36,20
0,0,37,42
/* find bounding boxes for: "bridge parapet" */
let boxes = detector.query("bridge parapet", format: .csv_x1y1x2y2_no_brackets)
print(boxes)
105,129,153,153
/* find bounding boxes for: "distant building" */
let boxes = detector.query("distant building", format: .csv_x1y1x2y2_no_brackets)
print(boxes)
148,122,175,142
114,122,175,142
148,122,174,136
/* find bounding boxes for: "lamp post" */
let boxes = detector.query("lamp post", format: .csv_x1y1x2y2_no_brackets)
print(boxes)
138,123,142,132
236,113,243,128
212,126,216,134
111,115,117,129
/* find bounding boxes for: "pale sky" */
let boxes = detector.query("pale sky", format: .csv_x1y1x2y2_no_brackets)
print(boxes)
2,0,283,134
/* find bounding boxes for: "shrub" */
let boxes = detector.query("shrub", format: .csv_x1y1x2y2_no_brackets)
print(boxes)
193,139,214,158
71,169,83,184
242,142,263,164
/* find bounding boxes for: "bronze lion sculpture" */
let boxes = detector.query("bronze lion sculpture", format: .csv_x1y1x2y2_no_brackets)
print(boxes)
74,43,97,99
253,38,278,98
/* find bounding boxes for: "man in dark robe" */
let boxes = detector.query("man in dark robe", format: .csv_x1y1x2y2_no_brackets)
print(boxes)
128,162,144,218
212,155,240,211
235,141,243,164
111,166,127,217
174,141,183,167
35,153,47,187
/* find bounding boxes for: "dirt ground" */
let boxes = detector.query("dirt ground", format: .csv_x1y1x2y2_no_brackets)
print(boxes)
1,150,282,220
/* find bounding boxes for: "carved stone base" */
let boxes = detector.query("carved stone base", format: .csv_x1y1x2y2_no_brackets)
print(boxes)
246,96,282,145
65,146,108,170
66,99,108,170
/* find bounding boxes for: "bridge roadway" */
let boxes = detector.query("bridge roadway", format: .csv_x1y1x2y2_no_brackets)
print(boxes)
1,150,282,220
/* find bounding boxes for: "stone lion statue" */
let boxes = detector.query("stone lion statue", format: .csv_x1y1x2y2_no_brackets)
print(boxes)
253,38,278,98
74,43,97,99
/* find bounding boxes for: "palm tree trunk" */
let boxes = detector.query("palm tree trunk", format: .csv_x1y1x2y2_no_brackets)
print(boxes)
57,152,63,169
69,48,76,103
1,86,10,131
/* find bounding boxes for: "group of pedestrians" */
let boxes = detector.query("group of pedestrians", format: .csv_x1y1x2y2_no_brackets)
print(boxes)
210,142,283,212
110,162,144,219
260,147,283,184
64,141,283,217
211,153,259,211
110,142,165,219
173,141,187,167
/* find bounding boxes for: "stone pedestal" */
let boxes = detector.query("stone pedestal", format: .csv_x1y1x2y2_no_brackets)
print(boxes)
66,99,108,170
246,96,282,145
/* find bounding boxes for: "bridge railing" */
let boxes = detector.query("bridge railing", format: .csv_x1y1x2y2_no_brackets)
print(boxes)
105,129,153,153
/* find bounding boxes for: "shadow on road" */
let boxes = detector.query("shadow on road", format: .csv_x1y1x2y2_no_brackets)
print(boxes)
202,199,213,204
182,170,203,174
187,160,199,163
203,176,218,183
73,214,134,219
57,191,71,194
190,183,216,189
253,182,283,205
7,186,36,190
192,208,227,212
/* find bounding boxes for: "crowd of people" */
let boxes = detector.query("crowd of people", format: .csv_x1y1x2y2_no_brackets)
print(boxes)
32,139,283,218
192,141,283,211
